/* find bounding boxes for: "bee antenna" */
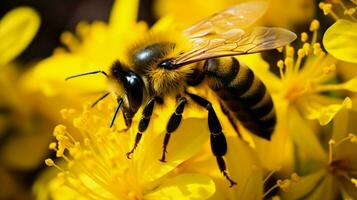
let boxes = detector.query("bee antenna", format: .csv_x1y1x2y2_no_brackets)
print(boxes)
65,70,108,81
109,98,123,128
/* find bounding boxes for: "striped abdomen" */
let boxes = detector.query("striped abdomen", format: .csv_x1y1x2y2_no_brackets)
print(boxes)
204,57,276,140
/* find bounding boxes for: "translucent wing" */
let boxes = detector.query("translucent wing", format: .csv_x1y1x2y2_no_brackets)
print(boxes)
172,0,297,66
183,0,268,38
173,27,297,65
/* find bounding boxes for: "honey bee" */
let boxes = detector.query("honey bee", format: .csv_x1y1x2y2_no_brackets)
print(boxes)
66,0,296,187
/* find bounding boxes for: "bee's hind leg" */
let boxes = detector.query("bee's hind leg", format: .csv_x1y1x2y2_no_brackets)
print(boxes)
159,96,187,162
185,91,237,187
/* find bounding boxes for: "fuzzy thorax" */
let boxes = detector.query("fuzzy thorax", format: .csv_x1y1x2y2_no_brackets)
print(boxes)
148,63,194,95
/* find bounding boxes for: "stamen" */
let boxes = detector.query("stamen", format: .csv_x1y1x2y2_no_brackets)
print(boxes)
349,133,357,143
294,49,305,72
277,60,285,79
45,159,66,173
263,179,291,198
49,142,57,151
291,173,300,182
60,32,80,52
323,64,337,74
310,20,320,32
300,32,309,42
61,108,76,119
272,196,281,200
310,20,320,44
264,170,277,184
284,57,294,76
303,43,311,55
286,46,295,58
277,179,291,191
319,3,340,20
328,139,336,164
351,178,357,187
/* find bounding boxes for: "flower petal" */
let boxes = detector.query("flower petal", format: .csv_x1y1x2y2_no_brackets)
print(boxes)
323,20,357,63
283,170,325,199
145,173,215,200
1,121,52,170
341,77,357,92
0,7,40,66
22,54,108,97
136,118,209,184
109,0,139,36
302,95,352,125
225,137,263,200
284,171,338,200
339,177,357,200
288,107,327,162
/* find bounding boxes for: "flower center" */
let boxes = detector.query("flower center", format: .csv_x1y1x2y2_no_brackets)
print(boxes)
327,134,357,187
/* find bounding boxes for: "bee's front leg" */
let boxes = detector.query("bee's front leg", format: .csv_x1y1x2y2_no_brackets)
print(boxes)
126,97,157,159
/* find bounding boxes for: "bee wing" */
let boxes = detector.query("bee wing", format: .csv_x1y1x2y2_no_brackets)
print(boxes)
173,27,297,66
183,0,269,38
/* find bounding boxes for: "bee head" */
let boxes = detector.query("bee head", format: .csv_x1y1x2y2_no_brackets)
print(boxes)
109,60,144,115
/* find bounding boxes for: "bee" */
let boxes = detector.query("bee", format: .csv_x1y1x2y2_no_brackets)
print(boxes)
66,0,296,187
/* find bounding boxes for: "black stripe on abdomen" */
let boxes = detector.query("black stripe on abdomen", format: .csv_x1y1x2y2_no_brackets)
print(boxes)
205,57,276,140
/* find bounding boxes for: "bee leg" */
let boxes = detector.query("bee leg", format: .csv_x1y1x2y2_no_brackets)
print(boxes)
109,98,123,128
186,92,237,187
91,92,110,108
159,97,187,162
126,97,157,159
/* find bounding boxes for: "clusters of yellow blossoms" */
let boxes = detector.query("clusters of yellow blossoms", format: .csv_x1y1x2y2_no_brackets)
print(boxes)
0,0,356,199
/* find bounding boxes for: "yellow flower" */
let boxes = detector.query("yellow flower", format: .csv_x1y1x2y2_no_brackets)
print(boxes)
0,7,44,170
0,6,44,199
0,7,40,66
319,1,357,63
256,20,356,126
282,108,357,199
21,0,147,120
239,20,357,175
154,0,314,28
323,20,357,64
34,99,215,200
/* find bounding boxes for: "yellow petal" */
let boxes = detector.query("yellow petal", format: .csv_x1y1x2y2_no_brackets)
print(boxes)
254,100,295,174
145,173,215,200
136,118,209,184
283,171,337,200
315,97,352,126
334,139,357,173
22,54,108,97
323,20,357,63
0,7,40,66
283,170,324,199
33,168,89,200
331,107,350,141
302,95,352,126
288,107,327,161
109,0,139,36
341,77,357,92
0,124,51,170
340,177,357,200
225,137,263,200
